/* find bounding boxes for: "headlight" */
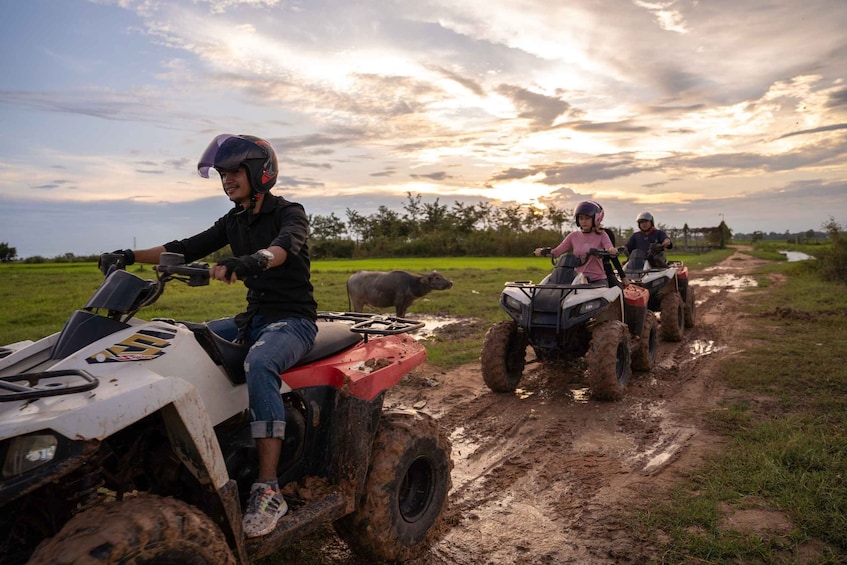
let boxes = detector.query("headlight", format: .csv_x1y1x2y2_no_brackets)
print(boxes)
503,295,523,313
2,434,58,478
578,299,605,315
646,278,666,290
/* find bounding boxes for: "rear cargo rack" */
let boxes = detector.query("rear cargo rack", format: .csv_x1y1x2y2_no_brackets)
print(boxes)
0,370,99,402
317,312,425,337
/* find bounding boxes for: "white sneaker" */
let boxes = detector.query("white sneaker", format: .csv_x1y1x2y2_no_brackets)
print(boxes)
243,482,288,538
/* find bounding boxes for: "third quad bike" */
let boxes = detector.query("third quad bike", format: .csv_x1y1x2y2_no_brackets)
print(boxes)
480,250,658,401
622,243,696,341
0,253,452,564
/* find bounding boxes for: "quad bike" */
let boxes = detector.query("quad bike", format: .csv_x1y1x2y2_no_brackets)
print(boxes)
480,250,658,401
0,252,452,564
621,243,696,341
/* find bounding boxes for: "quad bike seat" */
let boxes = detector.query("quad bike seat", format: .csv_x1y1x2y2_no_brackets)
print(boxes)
181,320,363,385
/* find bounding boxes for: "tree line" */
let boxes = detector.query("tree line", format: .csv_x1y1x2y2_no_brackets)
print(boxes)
3,192,730,263
5,193,838,266
306,193,734,259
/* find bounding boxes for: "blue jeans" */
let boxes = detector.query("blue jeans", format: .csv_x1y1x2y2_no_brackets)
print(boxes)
207,315,317,440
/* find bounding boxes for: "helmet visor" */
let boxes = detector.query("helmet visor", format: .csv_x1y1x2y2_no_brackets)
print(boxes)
197,134,267,177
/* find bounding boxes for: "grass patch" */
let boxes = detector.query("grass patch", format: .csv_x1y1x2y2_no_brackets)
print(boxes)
630,260,847,563
0,251,732,369
670,247,735,270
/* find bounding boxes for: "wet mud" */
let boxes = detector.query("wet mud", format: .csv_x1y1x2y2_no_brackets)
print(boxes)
279,247,773,564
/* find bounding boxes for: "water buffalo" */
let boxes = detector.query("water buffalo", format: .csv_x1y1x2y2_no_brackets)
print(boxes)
346,270,453,317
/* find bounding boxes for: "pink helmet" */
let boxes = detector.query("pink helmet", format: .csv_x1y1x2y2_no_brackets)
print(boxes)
588,200,605,227
574,200,604,228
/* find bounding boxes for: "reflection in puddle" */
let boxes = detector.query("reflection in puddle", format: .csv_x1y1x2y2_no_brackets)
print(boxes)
409,315,464,339
696,273,757,292
450,426,481,456
515,388,535,399
780,250,815,262
571,387,591,403
447,426,485,490
689,339,727,360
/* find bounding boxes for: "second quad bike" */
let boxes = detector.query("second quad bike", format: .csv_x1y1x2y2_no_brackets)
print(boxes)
480,250,658,401
622,243,696,341
0,253,452,564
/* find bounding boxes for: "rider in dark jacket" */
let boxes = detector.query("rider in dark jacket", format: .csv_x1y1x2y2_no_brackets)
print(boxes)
625,211,672,267
102,134,317,538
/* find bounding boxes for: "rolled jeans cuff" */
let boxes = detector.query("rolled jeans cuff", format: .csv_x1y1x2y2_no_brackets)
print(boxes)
251,420,286,439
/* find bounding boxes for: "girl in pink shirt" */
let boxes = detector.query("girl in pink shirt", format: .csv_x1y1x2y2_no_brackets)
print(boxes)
534,201,616,283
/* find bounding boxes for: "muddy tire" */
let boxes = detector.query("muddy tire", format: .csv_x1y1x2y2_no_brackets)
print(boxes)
660,291,685,341
29,495,235,565
334,410,452,562
684,285,696,328
631,311,658,371
586,320,631,401
480,320,528,392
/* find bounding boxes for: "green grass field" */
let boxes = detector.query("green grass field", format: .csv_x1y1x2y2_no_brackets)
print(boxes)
0,251,721,366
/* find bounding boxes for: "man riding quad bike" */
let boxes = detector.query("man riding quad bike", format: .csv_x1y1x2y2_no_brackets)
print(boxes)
480,249,658,401
621,242,696,341
0,253,452,564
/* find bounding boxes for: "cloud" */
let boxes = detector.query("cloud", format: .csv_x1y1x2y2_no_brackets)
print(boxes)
777,123,847,139
429,65,486,96
569,120,649,133
490,167,539,182
677,132,847,173
411,171,452,181
827,87,847,108
0,88,181,125
542,156,653,184
495,84,571,128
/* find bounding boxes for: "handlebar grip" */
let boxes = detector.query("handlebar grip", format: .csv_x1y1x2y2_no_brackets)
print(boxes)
154,262,210,286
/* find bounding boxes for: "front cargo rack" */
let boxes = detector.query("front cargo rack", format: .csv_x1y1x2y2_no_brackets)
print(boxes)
0,370,99,402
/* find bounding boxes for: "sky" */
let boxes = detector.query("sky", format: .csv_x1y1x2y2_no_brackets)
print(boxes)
1,0,846,258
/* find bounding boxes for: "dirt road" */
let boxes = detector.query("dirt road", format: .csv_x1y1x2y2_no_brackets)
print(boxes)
299,248,770,564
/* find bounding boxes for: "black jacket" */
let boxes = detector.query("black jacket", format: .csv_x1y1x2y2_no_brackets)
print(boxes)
163,193,317,321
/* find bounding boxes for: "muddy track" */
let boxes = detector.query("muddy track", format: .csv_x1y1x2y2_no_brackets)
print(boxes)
295,248,770,564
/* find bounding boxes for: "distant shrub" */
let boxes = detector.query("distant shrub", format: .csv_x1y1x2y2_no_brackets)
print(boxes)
816,218,847,284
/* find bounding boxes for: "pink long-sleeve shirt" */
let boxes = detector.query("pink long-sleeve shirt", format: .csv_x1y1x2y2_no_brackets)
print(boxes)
550,230,613,282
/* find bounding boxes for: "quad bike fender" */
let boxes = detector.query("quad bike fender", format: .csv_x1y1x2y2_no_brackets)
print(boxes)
282,334,427,401
0,332,59,375
640,266,678,292
2,363,231,489
623,285,649,336
38,321,249,426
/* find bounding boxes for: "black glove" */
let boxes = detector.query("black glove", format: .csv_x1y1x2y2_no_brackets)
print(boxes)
217,255,264,279
98,249,135,275
650,243,665,254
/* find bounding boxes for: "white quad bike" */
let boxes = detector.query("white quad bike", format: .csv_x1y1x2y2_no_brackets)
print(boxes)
0,253,452,564
621,243,696,341
480,250,658,401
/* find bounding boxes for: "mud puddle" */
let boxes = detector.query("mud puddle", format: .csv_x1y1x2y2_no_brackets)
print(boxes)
689,339,727,360
696,271,758,292
780,250,814,261
408,315,465,339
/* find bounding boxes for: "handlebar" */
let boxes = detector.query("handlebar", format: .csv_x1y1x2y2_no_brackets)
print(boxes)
586,248,619,258
154,255,211,287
